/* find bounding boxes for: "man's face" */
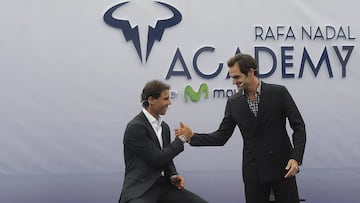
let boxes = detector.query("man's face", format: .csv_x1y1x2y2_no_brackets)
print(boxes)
228,63,249,91
149,90,171,118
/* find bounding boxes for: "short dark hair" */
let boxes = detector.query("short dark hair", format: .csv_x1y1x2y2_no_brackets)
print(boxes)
227,53,259,76
141,80,170,108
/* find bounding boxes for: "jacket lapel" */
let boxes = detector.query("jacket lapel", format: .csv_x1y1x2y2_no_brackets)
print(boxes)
238,92,256,120
139,112,162,149
256,81,270,119
161,122,169,146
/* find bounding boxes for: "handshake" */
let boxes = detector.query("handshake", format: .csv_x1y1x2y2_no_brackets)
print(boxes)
175,122,194,143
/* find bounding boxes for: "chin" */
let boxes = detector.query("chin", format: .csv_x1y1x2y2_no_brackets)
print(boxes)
237,86,245,91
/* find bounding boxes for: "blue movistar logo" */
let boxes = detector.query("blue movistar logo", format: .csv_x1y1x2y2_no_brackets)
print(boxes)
103,1,182,63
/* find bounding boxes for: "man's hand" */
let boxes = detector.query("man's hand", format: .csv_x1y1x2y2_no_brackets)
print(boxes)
284,159,300,178
175,122,194,142
170,175,185,190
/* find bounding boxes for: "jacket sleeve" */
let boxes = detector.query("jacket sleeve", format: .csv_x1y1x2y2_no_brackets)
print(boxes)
190,99,237,146
282,87,306,164
124,120,184,169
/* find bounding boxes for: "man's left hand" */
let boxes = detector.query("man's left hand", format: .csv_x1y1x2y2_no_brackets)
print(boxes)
284,159,300,178
170,175,185,190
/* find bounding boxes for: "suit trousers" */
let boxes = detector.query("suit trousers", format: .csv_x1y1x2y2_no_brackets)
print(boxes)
127,176,207,203
245,176,300,203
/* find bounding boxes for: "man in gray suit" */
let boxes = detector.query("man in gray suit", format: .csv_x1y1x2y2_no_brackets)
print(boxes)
119,80,207,203
176,54,306,203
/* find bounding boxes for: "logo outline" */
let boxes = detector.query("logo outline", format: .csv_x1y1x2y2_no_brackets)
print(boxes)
103,1,182,63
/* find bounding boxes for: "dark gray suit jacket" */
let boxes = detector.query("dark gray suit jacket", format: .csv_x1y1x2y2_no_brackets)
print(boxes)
190,81,306,183
119,112,184,203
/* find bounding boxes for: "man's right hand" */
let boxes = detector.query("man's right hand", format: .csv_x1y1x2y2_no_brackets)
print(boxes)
175,122,194,142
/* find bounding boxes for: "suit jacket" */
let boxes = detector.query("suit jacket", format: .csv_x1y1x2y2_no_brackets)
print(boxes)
190,81,306,183
119,111,184,203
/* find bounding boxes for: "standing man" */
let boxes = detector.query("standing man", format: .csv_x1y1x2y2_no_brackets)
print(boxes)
119,80,207,203
176,54,306,203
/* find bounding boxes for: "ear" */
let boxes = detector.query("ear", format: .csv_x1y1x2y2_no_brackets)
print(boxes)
249,68,256,76
148,96,155,105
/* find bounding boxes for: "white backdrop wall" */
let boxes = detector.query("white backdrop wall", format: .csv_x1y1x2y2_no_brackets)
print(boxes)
1,0,360,202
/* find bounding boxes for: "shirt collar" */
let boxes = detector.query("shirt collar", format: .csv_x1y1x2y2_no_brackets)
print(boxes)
242,80,262,96
143,108,162,126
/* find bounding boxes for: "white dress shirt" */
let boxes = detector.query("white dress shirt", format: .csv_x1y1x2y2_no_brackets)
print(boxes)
143,108,163,148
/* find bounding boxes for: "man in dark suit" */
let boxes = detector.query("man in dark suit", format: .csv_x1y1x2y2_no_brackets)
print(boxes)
119,80,207,203
176,54,306,203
